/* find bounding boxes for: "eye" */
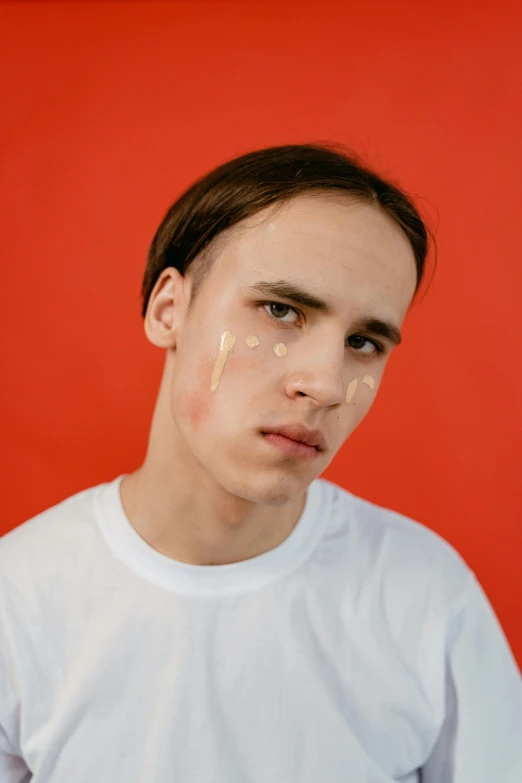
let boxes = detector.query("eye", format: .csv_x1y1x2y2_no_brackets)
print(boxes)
347,335,383,355
262,303,384,356
263,302,300,324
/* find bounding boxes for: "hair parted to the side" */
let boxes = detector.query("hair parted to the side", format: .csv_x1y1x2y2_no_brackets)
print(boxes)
141,142,435,318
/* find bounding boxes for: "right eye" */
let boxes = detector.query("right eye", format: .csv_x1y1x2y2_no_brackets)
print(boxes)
263,302,301,324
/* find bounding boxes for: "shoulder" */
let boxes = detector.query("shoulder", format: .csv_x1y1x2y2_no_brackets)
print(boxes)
318,478,473,613
0,479,108,595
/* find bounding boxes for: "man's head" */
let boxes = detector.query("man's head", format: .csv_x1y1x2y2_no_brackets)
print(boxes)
140,144,432,506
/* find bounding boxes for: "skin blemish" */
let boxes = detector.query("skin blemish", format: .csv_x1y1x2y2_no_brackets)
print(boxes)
273,343,288,358
186,391,211,431
210,330,237,392
362,374,375,390
246,335,260,348
345,378,358,404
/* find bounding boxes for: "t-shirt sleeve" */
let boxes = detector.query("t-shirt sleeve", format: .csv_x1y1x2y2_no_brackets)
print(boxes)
420,570,522,782
0,583,31,783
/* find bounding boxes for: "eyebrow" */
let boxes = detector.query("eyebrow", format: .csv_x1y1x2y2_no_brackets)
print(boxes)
247,279,403,347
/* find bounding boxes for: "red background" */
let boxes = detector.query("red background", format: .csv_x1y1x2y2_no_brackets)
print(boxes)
1,1,521,663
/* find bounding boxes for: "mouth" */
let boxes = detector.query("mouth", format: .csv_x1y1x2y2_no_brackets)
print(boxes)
260,424,327,460
261,432,319,460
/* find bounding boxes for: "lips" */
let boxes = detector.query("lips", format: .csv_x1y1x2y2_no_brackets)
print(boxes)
261,424,327,452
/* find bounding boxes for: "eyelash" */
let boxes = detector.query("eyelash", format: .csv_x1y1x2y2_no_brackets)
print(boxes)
259,302,385,357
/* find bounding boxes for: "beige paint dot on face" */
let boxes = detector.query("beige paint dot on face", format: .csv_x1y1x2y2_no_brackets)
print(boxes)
362,375,375,390
210,330,236,392
245,335,260,348
273,343,288,358
345,378,358,404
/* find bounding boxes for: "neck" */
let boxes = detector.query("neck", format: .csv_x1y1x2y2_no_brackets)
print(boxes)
119,465,306,566
119,369,306,566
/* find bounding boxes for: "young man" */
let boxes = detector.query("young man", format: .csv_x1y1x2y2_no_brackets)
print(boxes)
1,144,521,782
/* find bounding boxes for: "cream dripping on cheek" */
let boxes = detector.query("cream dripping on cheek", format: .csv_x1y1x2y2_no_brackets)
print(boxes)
210,330,237,392
345,375,376,404
345,378,358,404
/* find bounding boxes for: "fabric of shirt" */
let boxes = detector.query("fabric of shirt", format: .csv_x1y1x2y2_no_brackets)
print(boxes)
0,474,521,783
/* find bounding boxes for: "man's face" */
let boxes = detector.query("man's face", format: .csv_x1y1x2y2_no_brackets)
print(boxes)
164,193,417,505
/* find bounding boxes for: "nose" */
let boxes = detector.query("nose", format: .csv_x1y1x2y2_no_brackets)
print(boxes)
283,342,346,409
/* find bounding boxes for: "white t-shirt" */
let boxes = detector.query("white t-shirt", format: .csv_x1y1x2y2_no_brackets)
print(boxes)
0,475,521,783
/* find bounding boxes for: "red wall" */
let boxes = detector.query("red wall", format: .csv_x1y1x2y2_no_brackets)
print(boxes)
1,0,521,663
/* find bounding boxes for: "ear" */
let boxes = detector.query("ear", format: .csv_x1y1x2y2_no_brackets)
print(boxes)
144,267,191,349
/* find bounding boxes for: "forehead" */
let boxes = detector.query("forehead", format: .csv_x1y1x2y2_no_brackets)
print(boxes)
205,192,417,317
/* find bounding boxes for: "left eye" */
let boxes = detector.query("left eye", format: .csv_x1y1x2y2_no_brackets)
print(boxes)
347,335,377,354
264,303,299,323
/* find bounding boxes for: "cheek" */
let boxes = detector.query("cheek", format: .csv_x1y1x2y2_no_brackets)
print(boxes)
186,391,212,431
175,353,214,432
178,349,261,432
351,386,378,424
177,341,274,432
227,350,266,376
342,378,380,428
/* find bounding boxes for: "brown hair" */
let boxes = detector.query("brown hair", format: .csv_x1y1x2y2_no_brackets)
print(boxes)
141,143,434,318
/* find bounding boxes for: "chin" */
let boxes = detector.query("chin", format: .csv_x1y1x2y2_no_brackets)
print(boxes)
221,468,311,507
